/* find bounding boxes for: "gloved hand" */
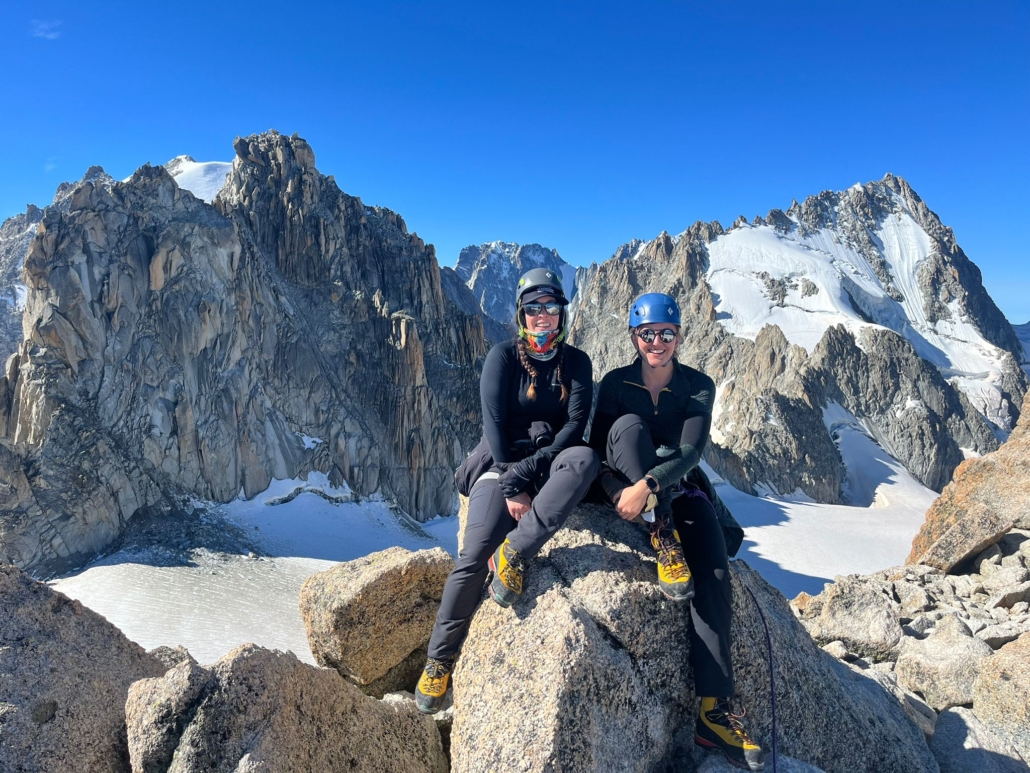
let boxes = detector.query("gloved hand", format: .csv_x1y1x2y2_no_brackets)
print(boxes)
498,453,548,498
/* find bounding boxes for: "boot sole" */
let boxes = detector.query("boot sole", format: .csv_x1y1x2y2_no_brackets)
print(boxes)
659,579,695,603
415,697,444,715
694,736,765,771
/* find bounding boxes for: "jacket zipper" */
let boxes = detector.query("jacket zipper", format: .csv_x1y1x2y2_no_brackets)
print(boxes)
623,380,672,416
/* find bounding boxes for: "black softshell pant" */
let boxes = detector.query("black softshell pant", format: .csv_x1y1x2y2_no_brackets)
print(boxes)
604,414,734,697
427,445,599,660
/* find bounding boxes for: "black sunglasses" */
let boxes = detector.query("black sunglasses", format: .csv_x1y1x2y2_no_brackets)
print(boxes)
636,328,677,344
522,302,562,317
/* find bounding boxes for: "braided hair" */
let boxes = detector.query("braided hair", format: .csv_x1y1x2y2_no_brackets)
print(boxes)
516,307,570,403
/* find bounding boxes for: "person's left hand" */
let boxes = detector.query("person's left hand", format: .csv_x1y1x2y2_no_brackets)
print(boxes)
615,479,651,520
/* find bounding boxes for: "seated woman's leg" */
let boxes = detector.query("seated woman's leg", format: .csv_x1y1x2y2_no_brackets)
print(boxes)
604,414,659,488
605,415,693,601
673,490,734,697
677,491,765,768
507,446,599,558
427,477,513,661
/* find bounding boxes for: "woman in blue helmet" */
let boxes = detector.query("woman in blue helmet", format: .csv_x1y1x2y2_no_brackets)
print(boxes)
589,292,764,772
414,267,599,715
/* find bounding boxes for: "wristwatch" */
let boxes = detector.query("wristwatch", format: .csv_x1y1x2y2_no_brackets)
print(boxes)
645,475,660,493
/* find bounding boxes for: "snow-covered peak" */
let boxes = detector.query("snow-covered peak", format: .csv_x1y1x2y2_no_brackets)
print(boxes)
698,177,1023,431
164,155,197,177
164,156,232,203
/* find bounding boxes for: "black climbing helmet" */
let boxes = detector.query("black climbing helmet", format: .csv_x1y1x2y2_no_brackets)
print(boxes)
515,267,569,308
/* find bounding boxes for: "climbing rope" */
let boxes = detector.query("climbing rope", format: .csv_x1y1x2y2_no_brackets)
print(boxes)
740,574,778,773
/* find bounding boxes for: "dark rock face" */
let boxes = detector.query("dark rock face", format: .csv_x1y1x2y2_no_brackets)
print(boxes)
570,177,1024,503
0,205,41,368
454,241,573,331
440,265,512,345
0,131,488,575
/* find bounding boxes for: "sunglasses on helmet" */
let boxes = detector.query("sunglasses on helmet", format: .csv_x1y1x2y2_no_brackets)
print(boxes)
636,328,677,344
522,302,562,317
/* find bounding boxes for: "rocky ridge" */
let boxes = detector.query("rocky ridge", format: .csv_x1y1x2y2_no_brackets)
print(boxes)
792,549,1030,768
0,166,116,364
0,131,488,576
570,175,1026,502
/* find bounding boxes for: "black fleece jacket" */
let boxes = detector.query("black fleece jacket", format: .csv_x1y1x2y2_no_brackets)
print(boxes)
589,358,715,490
481,340,593,484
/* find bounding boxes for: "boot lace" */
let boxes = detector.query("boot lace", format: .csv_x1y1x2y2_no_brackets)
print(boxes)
423,657,453,685
655,545,689,580
499,545,526,594
651,528,689,580
709,703,756,745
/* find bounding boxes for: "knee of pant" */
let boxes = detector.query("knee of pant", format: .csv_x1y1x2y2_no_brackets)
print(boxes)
557,446,600,477
608,413,648,440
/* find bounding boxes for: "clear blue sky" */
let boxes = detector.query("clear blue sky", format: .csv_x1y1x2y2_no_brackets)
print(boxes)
2,1,1028,321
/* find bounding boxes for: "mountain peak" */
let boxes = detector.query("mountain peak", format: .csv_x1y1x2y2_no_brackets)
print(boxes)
452,241,574,333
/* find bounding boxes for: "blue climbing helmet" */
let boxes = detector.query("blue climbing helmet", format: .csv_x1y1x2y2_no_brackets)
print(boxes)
628,293,681,329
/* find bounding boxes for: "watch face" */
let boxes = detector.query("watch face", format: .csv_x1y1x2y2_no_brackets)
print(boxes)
646,476,659,492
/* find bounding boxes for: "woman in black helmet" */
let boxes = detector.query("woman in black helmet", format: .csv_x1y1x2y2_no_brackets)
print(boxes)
589,292,765,772
415,267,599,714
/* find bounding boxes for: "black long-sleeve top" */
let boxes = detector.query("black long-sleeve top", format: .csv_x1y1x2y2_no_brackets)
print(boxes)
589,358,715,490
481,340,593,466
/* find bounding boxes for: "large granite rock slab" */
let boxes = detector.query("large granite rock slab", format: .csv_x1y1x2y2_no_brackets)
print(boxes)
448,507,937,773
125,643,447,773
929,707,1027,773
0,564,165,773
789,575,904,660
895,614,994,710
299,546,453,695
972,633,1030,762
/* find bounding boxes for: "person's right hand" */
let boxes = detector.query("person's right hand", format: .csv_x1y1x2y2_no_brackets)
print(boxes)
615,479,651,521
506,492,532,521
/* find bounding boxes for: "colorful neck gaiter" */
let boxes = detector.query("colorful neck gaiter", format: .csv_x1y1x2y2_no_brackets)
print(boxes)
519,327,565,360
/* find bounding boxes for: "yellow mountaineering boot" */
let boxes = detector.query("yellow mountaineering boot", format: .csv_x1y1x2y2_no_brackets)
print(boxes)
487,537,526,608
694,696,766,771
649,526,694,602
415,655,455,714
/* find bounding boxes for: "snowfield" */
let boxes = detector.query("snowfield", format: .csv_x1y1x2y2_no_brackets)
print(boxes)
165,156,232,203
50,474,456,665
49,452,934,665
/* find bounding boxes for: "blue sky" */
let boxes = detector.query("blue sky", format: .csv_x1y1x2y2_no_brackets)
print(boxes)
2,1,1028,321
